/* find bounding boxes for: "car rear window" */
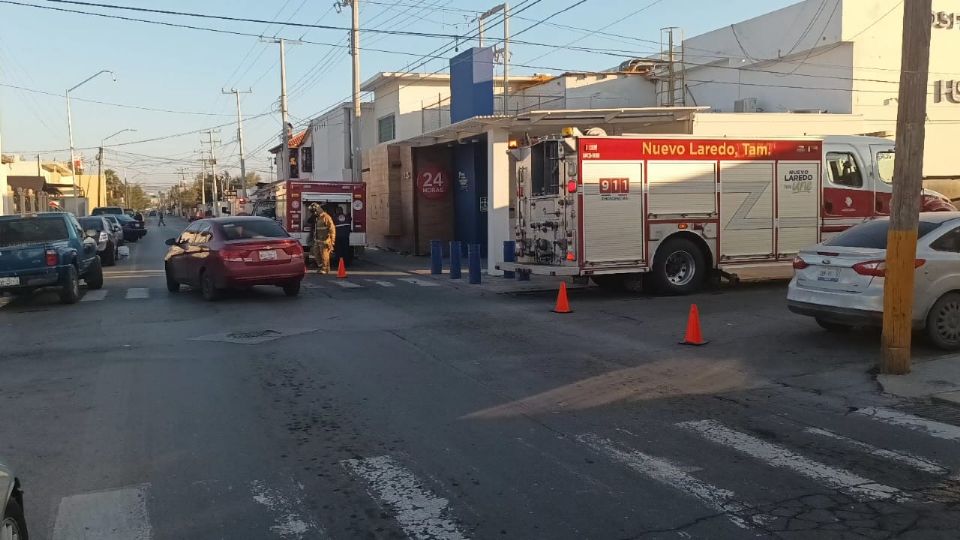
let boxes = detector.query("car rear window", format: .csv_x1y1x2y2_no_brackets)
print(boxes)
825,220,940,249
219,220,288,240
79,217,105,231
0,218,69,246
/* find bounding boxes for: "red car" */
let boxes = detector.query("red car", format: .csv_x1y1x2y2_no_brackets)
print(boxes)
164,216,305,300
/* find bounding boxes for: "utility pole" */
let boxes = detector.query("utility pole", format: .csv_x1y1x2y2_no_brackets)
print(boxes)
262,38,300,184
223,88,252,184
198,152,207,210
201,130,221,216
338,0,363,183
475,4,510,114
667,27,676,107
881,0,932,375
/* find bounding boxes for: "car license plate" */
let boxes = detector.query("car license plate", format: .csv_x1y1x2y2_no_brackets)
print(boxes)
0,277,20,286
817,267,841,282
259,250,278,261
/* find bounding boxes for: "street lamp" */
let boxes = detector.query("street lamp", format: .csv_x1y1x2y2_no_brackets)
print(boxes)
99,128,136,207
66,69,116,214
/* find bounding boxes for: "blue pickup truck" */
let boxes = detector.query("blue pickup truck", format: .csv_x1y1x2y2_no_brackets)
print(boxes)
0,213,104,304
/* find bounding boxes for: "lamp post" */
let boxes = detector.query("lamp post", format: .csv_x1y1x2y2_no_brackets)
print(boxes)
99,128,136,207
67,70,116,213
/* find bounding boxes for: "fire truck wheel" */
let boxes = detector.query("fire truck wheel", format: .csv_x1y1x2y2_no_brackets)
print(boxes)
650,237,706,295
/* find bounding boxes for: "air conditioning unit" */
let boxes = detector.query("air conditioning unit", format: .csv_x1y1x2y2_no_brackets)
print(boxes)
734,98,760,112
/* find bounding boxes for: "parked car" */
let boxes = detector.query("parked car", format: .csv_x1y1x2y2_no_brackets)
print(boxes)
164,216,305,300
0,212,104,304
101,215,125,246
91,206,124,216
78,216,119,266
114,214,146,242
148,210,158,217
0,458,28,540
788,212,960,349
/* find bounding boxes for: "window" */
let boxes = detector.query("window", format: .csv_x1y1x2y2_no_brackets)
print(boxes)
0,218,69,247
179,221,201,244
79,217,105,231
302,146,313,173
219,220,288,240
826,219,940,249
531,140,561,196
378,114,396,143
193,223,213,245
876,150,895,184
931,226,960,252
826,152,863,188
289,148,299,179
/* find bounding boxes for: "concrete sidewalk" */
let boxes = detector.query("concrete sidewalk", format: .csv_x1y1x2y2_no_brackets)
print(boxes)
877,354,960,407
359,247,585,294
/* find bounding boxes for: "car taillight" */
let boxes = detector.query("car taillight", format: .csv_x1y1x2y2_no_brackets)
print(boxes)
221,248,251,262
792,256,808,270
45,249,58,266
852,259,925,277
280,240,303,257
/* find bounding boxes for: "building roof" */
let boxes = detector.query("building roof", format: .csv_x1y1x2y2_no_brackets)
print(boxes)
268,130,308,154
360,71,545,92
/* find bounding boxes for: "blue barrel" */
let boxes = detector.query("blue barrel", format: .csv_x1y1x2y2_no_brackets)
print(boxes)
468,244,481,284
502,240,516,279
449,241,462,279
430,240,443,275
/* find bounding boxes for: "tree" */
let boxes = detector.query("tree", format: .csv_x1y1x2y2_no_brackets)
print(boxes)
243,172,262,188
104,169,124,206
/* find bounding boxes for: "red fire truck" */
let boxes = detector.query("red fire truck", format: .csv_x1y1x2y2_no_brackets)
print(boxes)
500,130,954,294
251,180,366,261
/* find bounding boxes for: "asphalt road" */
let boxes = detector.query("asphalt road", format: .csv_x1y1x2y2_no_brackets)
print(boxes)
2,216,960,539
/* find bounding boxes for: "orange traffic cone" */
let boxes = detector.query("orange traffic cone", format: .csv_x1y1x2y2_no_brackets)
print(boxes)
336,258,347,279
680,304,708,346
552,282,573,314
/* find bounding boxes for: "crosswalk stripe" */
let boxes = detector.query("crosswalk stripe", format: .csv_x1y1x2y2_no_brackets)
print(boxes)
342,455,468,540
398,278,439,287
854,407,960,442
578,434,758,530
53,484,151,540
369,280,395,287
679,420,903,501
803,427,948,475
332,280,362,289
81,290,109,302
125,288,150,299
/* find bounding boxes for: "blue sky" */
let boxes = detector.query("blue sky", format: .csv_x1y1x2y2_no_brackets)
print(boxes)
0,0,797,191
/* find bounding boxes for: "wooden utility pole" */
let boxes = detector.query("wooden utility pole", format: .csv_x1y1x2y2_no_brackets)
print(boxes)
881,0,932,375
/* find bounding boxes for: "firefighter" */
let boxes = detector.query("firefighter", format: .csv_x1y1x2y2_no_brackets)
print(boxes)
309,203,336,274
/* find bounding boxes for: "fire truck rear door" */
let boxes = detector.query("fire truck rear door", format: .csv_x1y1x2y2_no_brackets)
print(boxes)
581,161,644,264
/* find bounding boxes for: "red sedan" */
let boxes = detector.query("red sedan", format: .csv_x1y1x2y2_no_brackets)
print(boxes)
164,216,305,300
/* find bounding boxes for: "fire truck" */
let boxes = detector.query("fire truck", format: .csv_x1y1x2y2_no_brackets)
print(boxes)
500,129,954,294
251,180,366,261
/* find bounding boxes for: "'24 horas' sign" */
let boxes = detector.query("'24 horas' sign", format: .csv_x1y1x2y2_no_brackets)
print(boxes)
417,164,449,200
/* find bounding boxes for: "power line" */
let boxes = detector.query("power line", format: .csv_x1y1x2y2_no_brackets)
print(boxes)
31,0,464,38
0,81,233,116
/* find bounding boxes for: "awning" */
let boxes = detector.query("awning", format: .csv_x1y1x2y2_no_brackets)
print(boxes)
7,176,62,194
399,107,708,147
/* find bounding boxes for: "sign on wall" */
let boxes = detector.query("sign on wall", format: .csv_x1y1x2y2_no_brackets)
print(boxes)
417,164,450,200
934,80,960,103
932,11,960,29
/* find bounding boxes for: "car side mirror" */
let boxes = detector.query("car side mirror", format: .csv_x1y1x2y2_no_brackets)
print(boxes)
165,238,179,246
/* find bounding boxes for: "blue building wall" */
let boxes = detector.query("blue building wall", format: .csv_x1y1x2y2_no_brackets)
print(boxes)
450,47,494,123
452,137,488,257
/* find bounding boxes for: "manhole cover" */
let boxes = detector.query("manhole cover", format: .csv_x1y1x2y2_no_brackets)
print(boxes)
190,327,318,344
227,330,282,339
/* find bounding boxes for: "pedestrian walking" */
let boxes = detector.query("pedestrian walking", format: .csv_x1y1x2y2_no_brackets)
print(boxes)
158,210,166,226
309,203,336,274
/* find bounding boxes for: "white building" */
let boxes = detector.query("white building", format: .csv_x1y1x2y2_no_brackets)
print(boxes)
680,0,960,184
306,102,375,182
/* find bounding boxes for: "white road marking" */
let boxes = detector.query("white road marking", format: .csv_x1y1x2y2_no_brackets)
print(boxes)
81,289,109,302
250,480,322,539
342,455,468,540
854,407,960,442
52,484,151,540
125,287,150,299
332,280,363,289
803,427,948,475
369,280,395,287
679,420,903,501
578,434,758,529
398,278,439,287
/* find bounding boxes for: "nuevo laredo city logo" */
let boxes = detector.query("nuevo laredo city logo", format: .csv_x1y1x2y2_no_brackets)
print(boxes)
784,169,814,193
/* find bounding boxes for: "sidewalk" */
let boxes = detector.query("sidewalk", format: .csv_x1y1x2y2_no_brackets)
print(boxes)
877,354,960,407
360,247,585,294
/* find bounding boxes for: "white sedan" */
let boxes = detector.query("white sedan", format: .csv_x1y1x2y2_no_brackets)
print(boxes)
788,212,960,349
